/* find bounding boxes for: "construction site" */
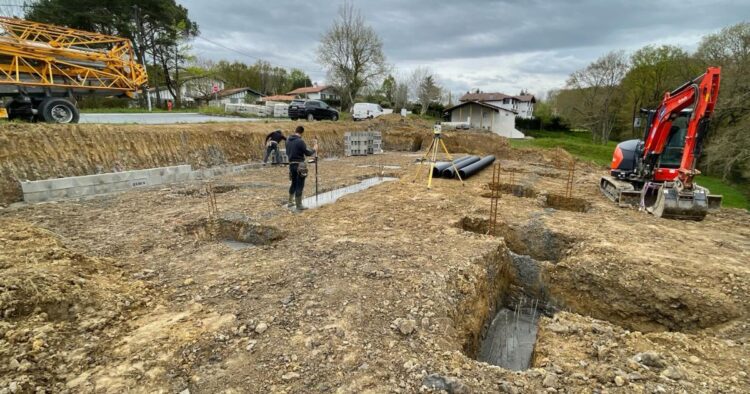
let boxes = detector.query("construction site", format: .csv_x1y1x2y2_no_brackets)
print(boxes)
1,115,748,393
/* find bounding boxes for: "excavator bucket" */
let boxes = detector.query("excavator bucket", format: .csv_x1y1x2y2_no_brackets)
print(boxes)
707,194,723,211
649,186,709,221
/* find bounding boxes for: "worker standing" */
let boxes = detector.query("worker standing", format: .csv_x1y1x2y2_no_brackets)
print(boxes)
263,129,287,165
285,125,318,211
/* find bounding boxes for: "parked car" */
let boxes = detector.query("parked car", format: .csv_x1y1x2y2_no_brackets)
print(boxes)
288,99,339,121
352,102,385,121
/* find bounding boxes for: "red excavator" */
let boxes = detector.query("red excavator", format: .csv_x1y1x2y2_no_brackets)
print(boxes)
600,67,722,221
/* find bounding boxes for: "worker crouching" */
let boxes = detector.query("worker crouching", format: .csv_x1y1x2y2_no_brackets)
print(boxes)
286,126,318,211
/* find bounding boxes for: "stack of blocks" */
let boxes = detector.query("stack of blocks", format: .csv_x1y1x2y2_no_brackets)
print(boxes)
344,131,383,156
271,149,289,164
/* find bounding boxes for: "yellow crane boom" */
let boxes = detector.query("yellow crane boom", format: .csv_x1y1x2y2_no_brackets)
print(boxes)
0,17,148,123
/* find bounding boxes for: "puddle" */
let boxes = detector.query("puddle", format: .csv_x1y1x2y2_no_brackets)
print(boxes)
301,177,397,209
478,307,539,370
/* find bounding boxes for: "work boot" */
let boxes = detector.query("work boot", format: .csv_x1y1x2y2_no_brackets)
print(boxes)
295,195,307,211
286,194,294,208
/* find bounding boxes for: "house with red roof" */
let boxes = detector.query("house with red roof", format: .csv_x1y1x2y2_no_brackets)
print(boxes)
459,92,536,119
287,85,340,101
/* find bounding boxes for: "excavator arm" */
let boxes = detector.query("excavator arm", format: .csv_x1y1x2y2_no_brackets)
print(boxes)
642,67,721,188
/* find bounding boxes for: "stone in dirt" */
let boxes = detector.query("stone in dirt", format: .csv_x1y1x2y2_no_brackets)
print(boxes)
421,374,469,394
633,352,666,369
661,366,686,381
255,322,268,334
614,375,626,386
542,373,558,388
393,318,416,335
281,372,300,381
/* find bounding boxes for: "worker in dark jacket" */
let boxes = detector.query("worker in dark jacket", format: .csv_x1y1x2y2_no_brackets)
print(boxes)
285,125,317,210
263,129,287,165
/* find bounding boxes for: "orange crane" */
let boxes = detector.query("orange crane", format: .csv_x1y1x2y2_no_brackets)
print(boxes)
0,17,148,123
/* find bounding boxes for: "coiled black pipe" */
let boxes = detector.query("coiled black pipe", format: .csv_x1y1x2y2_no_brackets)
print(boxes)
432,156,473,177
458,155,496,179
442,156,480,178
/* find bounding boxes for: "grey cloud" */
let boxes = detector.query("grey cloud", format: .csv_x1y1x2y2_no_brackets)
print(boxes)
179,0,750,93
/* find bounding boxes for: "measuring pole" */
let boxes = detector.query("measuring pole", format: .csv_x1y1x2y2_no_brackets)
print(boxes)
315,136,319,204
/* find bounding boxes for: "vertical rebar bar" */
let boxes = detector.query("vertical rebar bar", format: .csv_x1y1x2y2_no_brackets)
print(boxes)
565,159,575,198
488,162,501,236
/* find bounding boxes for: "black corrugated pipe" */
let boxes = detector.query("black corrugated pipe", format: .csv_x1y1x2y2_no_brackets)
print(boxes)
432,156,473,177
458,155,496,179
442,156,481,178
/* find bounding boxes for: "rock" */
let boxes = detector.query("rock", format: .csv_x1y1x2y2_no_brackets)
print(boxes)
9,358,19,369
179,389,190,394
393,318,416,335
547,323,569,334
653,385,667,393
542,373,558,388
421,374,469,394
633,352,666,369
614,376,626,387
498,381,518,394
282,372,300,381
8,383,18,394
688,356,700,364
661,366,686,381
254,322,268,334
245,340,257,352
183,278,194,286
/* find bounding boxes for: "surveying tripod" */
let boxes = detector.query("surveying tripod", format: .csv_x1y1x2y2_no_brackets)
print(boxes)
413,124,464,189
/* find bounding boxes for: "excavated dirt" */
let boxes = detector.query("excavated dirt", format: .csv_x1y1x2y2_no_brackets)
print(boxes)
1,120,749,393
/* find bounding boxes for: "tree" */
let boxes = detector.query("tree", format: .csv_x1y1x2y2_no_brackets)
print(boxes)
417,75,441,115
380,74,396,105
696,22,750,182
26,0,198,107
288,69,312,91
618,45,699,138
316,1,387,111
565,51,629,143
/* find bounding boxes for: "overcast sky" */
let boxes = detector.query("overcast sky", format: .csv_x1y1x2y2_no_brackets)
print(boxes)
181,0,750,98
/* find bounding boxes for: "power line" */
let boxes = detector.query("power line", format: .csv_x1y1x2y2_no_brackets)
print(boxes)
194,35,326,77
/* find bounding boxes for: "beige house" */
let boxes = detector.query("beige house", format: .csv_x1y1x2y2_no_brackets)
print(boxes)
444,101,525,139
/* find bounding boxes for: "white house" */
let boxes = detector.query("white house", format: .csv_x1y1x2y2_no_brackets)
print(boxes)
147,77,226,105
444,101,525,139
205,87,265,107
459,92,536,119
287,85,340,101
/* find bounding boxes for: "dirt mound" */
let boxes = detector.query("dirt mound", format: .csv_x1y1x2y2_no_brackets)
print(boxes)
0,219,147,391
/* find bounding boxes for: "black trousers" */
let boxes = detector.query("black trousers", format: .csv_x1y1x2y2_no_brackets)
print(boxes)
263,143,280,163
288,163,306,197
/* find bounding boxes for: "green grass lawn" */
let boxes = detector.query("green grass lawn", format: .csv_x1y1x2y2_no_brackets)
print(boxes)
510,130,749,210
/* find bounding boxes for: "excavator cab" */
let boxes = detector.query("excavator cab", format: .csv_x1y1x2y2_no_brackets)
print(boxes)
657,112,689,169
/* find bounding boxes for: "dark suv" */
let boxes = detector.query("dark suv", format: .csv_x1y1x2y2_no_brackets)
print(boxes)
288,99,339,121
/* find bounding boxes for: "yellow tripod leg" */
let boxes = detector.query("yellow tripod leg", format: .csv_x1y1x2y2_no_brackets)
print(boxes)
441,139,464,185
413,137,435,183
427,137,439,189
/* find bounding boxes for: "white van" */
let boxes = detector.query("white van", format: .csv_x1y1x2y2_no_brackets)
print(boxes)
352,103,385,121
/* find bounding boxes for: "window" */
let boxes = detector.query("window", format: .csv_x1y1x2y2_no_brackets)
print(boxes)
230,98,239,104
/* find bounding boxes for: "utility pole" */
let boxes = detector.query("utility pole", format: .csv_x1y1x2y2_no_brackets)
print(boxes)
133,5,152,112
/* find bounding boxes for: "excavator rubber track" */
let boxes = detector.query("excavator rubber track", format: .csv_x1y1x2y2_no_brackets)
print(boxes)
599,176,641,207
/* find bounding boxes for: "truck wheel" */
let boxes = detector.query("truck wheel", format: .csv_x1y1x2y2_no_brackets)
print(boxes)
307,113,314,122
39,98,79,123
